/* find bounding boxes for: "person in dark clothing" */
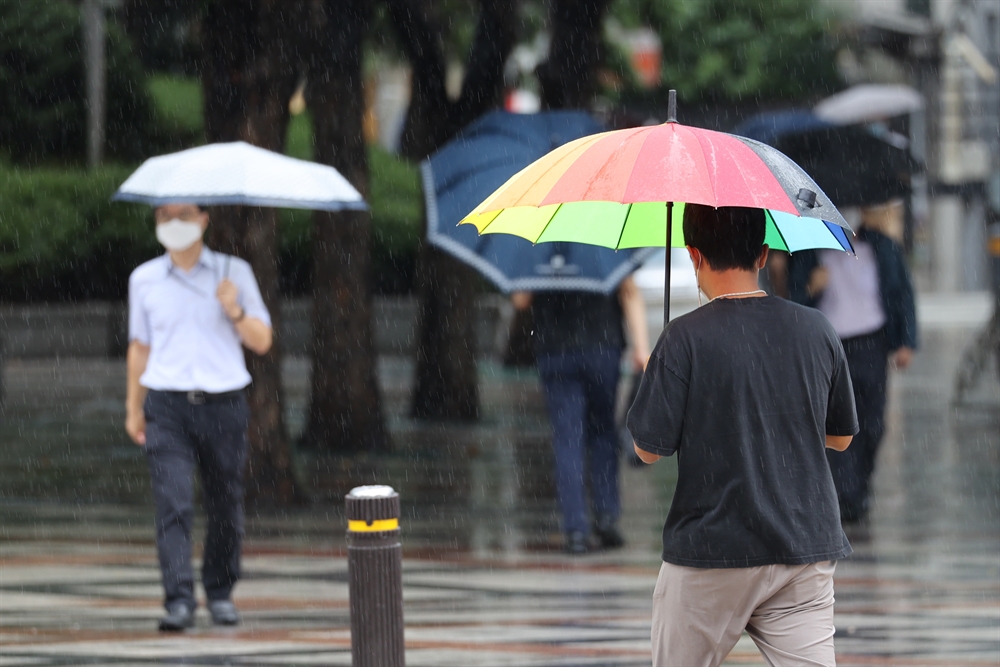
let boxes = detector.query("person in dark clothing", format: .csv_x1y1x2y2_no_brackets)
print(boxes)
512,276,648,554
788,223,918,522
628,204,857,666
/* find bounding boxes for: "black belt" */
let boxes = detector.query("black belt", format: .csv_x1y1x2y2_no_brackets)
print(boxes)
160,389,244,405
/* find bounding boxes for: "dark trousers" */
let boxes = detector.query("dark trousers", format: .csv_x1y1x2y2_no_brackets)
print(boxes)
828,330,888,517
536,345,622,535
143,390,249,608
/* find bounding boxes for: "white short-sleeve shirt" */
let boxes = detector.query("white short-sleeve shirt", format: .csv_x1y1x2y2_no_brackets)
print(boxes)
128,248,272,392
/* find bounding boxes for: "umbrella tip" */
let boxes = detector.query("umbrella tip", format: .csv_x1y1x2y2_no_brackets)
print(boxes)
667,89,677,123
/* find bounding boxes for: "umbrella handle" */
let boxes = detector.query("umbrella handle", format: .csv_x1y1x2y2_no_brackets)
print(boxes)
224,255,231,280
664,202,673,326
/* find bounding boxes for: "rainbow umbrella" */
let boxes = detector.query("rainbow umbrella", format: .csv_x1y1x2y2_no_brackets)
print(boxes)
461,91,854,323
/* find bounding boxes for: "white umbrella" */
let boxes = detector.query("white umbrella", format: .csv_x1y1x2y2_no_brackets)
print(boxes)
814,84,924,125
113,141,366,211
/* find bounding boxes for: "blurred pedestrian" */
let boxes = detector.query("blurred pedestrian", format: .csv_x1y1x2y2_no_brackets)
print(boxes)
628,204,857,666
788,212,917,522
512,275,649,554
124,203,272,631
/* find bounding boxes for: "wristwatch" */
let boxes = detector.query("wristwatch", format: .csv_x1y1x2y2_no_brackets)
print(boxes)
230,307,246,324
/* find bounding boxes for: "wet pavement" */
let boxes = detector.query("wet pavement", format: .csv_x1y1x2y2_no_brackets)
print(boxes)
1,293,998,666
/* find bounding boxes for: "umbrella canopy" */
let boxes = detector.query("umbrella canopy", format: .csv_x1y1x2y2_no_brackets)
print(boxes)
736,110,919,208
735,109,831,145
814,84,923,125
460,92,853,322
424,110,654,294
113,141,366,211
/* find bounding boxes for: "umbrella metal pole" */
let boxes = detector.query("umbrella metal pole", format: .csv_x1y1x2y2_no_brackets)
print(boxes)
664,202,673,326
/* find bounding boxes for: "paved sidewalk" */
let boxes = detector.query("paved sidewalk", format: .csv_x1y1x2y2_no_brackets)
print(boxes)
1,299,997,666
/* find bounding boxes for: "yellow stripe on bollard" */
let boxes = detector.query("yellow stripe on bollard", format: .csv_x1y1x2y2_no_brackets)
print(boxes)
348,518,399,532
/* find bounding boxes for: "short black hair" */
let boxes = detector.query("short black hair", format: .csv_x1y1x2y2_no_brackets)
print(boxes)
682,204,766,271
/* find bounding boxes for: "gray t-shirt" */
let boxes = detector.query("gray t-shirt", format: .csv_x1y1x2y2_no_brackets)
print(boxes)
627,296,857,568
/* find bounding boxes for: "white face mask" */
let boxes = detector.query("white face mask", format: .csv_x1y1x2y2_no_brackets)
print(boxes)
156,219,204,251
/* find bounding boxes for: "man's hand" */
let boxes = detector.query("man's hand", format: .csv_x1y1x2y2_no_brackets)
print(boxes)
619,276,650,373
216,279,242,320
125,340,150,446
125,408,146,446
511,291,532,311
891,346,914,370
633,442,661,464
630,347,648,372
216,280,272,354
807,266,829,298
825,434,852,451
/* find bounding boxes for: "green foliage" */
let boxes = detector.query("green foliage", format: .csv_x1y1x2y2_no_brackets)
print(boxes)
0,149,423,301
0,0,157,164
278,146,423,294
285,113,314,162
609,0,841,103
0,167,158,301
369,146,423,259
147,73,205,141
2,62,424,300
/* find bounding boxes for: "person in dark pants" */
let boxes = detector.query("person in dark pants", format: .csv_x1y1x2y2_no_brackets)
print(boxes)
512,276,648,554
125,203,272,631
789,222,917,522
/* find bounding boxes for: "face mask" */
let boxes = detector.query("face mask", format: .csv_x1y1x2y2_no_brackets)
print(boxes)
156,219,203,251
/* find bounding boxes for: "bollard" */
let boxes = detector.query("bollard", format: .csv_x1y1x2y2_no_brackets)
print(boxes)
346,485,405,667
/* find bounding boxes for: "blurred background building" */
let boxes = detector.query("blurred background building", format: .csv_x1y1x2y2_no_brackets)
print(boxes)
828,0,999,292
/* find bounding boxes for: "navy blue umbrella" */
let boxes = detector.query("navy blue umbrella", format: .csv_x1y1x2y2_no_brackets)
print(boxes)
423,110,655,294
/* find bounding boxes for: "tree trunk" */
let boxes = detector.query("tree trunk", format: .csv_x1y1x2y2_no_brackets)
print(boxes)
300,0,387,454
494,0,610,367
201,0,303,504
537,0,610,110
410,248,480,420
387,0,517,421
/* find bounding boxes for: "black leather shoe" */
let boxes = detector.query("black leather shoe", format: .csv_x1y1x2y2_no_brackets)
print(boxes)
208,600,241,626
594,518,625,549
158,601,195,632
564,531,588,555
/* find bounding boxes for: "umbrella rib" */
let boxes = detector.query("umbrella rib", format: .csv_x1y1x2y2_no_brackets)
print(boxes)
613,203,633,250
530,202,564,244
766,209,792,254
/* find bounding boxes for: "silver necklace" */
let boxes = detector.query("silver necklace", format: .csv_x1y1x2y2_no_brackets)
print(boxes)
708,289,766,303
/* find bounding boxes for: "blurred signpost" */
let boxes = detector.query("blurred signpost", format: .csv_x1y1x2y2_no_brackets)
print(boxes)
82,0,121,168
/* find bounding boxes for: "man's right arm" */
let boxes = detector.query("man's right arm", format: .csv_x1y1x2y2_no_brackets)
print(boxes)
511,291,532,311
826,434,852,451
125,341,150,446
633,442,661,463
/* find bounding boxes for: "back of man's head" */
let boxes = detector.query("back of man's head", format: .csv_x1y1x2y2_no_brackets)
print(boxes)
683,204,766,271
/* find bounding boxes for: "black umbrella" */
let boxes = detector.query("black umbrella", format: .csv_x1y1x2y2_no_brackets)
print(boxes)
736,110,920,208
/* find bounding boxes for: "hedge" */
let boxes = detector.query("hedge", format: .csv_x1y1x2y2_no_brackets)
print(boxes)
0,149,423,301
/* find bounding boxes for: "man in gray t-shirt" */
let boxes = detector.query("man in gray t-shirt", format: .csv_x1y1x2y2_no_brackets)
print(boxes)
628,204,858,667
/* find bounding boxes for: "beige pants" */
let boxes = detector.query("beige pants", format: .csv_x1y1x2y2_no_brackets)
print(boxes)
651,560,837,667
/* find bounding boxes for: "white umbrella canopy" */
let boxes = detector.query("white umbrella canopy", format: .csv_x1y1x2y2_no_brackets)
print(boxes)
113,141,367,211
814,84,924,125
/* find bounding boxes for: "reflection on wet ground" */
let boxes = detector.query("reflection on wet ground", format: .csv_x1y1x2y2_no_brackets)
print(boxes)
1,309,998,666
